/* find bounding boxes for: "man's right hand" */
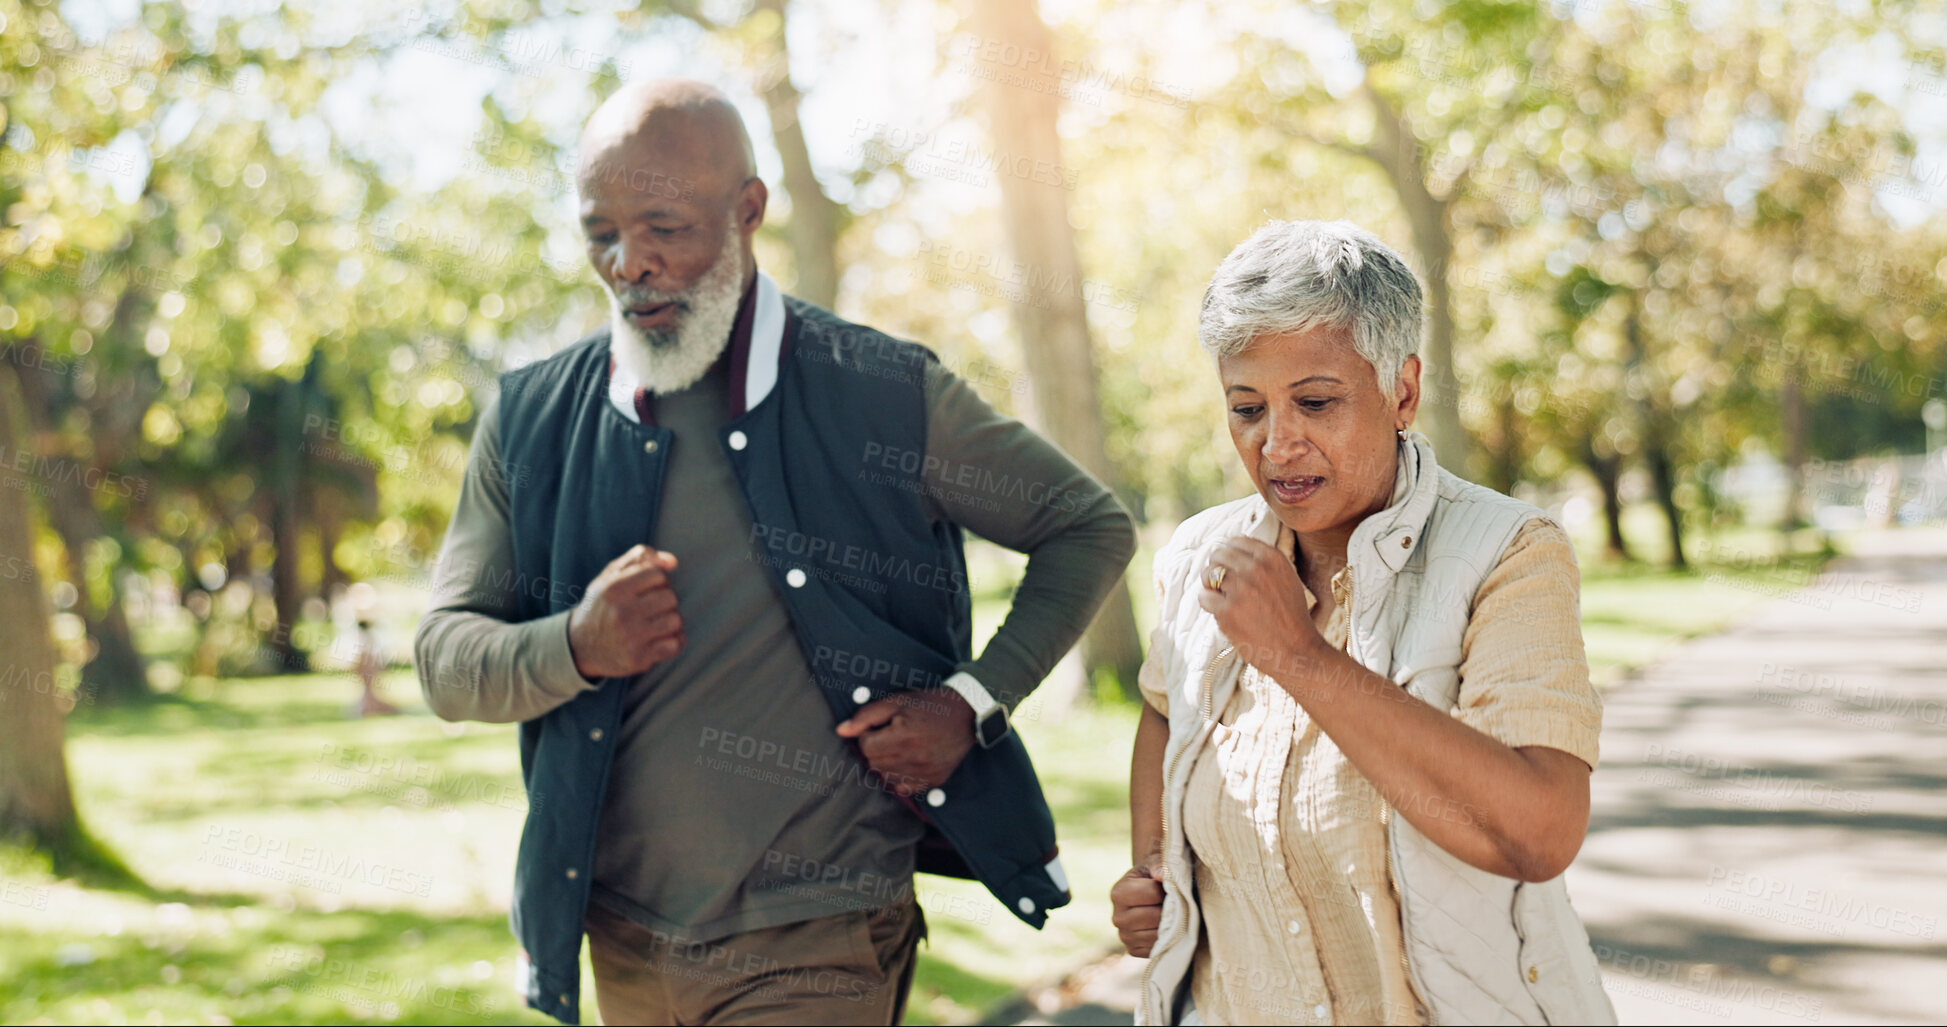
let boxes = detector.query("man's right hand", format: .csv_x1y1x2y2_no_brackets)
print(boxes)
566,544,684,680
1110,861,1167,957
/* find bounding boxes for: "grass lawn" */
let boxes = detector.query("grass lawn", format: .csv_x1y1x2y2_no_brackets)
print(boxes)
0,671,1139,1027
2,506,1847,1025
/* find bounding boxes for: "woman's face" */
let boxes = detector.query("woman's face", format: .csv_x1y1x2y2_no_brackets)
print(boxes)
1218,325,1422,541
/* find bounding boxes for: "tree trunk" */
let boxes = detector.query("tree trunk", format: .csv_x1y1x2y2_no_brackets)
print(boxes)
318,514,345,596
1580,435,1631,562
1487,388,1522,495
965,0,1144,697
0,361,83,853
751,0,842,309
1359,78,1471,474
11,353,151,704
1624,293,1686,570
269,377,309,673
1778,373,1808,532
1646,437,1687,570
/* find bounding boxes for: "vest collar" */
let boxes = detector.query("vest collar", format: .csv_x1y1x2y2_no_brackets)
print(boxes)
1237,430,1441,575
605,269,787,426
1352,430,1440,574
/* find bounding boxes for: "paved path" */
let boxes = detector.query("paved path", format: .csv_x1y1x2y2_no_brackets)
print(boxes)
994,528,1947,1026
1571,527,1947,1025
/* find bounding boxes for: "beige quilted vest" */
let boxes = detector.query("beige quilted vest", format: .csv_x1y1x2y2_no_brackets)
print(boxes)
1136,433,1616,1026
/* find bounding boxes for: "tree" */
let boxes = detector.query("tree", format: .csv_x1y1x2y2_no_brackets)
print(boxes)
960,0,1146,695
646,0,847,307
0,361,86,866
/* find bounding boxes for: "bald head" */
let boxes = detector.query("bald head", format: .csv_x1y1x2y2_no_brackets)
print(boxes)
578,78,757,191
575,78,767,316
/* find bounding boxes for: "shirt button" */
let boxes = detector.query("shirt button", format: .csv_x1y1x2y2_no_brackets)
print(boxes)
926,788,946,807
642,439,659,454
1286,919,1304,935
852,685,871,705
1017,896,1035,914
559,994,570,1006
1528,964,1540,983
785,568,807,588
589,729,603,741
1313,1002,1328,1018
727,430,748,451
1401,535,1412,548
565,867,578,880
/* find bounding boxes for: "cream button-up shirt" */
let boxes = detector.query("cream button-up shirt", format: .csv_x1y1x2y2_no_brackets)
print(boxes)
1146,516,1602,1026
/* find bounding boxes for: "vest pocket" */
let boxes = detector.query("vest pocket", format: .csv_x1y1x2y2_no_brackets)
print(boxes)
1392,645,1464,706
1512,877,1616,1024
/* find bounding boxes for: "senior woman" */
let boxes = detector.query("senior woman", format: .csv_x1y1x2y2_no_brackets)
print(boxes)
1113,220,1615,1026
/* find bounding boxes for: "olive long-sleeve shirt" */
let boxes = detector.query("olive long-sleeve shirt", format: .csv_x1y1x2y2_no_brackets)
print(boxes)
415,339,1136,941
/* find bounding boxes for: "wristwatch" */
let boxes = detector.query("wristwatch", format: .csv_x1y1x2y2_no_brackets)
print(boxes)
942,671,1010,749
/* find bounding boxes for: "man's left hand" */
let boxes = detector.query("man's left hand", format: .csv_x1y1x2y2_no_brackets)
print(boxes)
836,689,977,796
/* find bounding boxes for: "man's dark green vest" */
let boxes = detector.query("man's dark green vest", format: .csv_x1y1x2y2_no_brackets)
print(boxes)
494,297,1068,1024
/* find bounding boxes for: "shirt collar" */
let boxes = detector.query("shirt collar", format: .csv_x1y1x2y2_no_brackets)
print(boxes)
605,269,786,426
1248,430,1441,586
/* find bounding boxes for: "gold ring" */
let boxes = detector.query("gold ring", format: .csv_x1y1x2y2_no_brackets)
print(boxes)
1204,564,1227,591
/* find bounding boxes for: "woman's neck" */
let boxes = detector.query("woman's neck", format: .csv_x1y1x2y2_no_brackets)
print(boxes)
1294,459,1400,585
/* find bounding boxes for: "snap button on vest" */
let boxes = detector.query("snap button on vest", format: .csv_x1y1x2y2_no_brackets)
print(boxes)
642,439,659,454
926,788,946,807
785,568,807,587
852,686,871,704
728,430,748,450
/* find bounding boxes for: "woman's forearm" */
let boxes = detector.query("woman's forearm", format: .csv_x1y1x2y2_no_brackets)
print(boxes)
1130,701,1169,868
1263,643,1590,882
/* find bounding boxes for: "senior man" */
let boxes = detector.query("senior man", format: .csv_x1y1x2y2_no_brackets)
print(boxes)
414,79,1136,1026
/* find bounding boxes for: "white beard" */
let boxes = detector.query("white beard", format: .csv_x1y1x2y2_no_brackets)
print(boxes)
605,216,747,395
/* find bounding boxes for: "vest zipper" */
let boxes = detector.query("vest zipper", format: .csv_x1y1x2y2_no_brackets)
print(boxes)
1138,641,1235,1015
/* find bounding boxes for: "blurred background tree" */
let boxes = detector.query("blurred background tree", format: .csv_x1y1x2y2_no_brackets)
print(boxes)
3,0,1945,862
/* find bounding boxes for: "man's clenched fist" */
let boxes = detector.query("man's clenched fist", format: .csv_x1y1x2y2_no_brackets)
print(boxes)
566,544,684,680
835,689,976,796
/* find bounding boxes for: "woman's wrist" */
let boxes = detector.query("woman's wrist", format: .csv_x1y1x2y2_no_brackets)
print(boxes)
1259,632,1341,706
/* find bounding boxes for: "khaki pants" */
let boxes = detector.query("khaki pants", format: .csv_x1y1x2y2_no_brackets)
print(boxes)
584,900,926,1025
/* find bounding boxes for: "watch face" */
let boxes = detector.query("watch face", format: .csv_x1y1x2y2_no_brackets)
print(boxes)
976,708,1009,748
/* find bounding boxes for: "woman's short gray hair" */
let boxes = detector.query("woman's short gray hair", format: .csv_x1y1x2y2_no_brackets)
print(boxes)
1197,220,1423,401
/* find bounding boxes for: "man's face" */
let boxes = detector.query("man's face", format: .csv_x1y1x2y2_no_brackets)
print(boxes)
577,129,750,345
